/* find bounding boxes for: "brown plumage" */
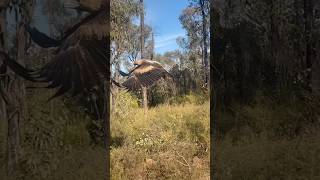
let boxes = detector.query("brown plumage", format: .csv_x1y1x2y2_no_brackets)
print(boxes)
25,0,110,100
121,59,173,91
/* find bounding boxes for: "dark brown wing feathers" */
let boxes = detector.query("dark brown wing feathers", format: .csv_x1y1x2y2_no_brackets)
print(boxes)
134,65,167,86
122,76,141,91
26,9,109,100
122,61,171,90
0,2,109,101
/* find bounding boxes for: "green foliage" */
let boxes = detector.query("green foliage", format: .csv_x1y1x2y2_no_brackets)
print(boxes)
168,91,209,106
111,90,140,148
148,79,176,106
112,90,139,118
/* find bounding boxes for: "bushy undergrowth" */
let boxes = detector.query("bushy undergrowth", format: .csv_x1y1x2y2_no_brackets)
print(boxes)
168,91,209,106
0,89,106,180
111,91,210,180
1,89,209,180
216,132,320,180
215,94,320,180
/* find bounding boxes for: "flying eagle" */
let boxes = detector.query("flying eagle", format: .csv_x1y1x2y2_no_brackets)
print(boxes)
119,59,174,91
0,0,110,100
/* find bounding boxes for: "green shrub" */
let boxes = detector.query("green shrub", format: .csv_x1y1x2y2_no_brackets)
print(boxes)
168,91,209,105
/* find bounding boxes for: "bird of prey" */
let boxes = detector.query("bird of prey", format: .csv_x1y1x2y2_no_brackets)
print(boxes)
119,59,174,91
15,0,110,100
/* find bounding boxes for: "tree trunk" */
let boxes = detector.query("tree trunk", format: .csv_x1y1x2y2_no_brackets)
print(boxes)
142,86,148,111
103,1,110,178
140,0,144,59
0,2,7,123
150,32,154,60
4,1,33,176
0,94,5,122
111,61,120,112
200,0,209,89
103,81,110,178
15,19,30,133
0,2,22,176
6,98,22,176
268,0,282,94
140,0,148,111
304,0,315,92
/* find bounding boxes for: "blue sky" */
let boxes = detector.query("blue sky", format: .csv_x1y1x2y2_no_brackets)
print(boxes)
27,0,189,55
144,0,189,55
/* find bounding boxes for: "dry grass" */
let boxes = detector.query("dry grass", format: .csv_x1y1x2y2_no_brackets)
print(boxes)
216,132,320,180
215,95,320,180
111,91,210,180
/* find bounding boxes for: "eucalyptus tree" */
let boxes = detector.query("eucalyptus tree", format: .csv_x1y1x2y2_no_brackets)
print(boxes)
179,0,210,89
0,0,34,176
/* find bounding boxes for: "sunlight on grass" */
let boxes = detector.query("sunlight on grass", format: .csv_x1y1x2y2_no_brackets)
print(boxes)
111,91,210,180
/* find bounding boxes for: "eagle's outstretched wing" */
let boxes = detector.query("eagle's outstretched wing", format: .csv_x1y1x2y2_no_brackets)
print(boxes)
122,76,142,91
121,61,172,90
26,8,109,100
133,64,169,87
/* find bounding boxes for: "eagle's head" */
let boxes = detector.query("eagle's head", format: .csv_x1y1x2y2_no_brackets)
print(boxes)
133,59,144,66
